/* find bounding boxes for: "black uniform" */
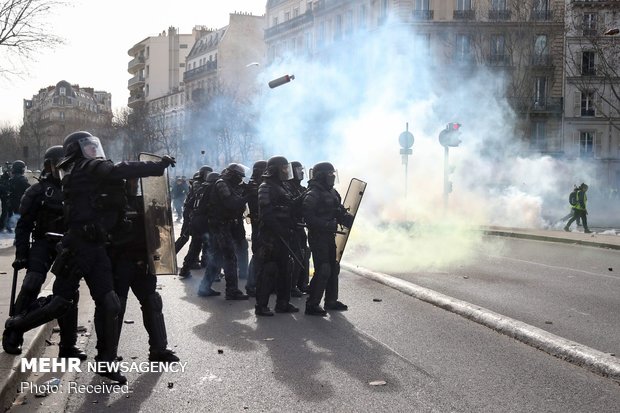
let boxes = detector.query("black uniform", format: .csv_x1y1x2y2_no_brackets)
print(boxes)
208,171,249,299
244,175,262,296
303,172,353,315
0,168,9,231
5,156,170,383
284,179,310,294
255,175,298,313
7,172,30,230
108,190,179,362
1,174,82,357
178,176,208,277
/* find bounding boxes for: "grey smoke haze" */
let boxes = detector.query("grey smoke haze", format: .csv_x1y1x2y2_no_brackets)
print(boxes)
246,17,618,272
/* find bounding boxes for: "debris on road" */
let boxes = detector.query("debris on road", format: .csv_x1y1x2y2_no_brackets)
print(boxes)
124,320,135,324
368,380,387,386
373,298,382,302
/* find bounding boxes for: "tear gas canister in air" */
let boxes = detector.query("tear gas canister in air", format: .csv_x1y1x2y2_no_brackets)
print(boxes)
268,74,295,89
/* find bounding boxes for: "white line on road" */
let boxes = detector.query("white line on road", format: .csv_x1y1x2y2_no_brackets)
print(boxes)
490,255,620,281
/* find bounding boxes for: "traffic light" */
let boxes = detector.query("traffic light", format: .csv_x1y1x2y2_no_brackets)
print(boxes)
438,122,462,147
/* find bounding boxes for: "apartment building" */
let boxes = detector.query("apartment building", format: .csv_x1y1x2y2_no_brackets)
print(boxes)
127,26,199,109
183,12,266,103
564,0,620,190
22,80,112,165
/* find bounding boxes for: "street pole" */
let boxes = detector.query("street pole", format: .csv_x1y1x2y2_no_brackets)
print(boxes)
443,146,449,210
399,123,414,218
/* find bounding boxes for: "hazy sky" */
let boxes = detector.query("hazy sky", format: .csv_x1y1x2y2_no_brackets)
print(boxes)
0,0,266,126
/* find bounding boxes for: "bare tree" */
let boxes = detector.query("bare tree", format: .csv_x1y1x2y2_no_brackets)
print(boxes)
0,123,21,161
0,0,66,75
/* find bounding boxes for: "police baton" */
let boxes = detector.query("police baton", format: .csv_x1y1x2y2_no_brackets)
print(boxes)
9,268,19,317
277,235,305,270
296,222,346,235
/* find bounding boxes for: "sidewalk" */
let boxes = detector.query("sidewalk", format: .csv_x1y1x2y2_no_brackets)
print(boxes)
0,226,618,409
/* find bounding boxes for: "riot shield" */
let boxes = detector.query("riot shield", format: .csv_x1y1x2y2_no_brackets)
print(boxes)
139,153,178,275
335,178,367,263
24,170,41,186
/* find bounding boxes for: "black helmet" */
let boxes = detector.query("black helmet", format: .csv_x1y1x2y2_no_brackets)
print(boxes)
205,172,220,184
251,160,267,179
264,156,292,181
43,145,64,175
199,165,213,180
58,131,105,167
291,161,304,181
310,162,337,188
222,163,249,185
11,160,26,174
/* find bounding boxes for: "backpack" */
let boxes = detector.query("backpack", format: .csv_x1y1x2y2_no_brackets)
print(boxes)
569,191,577,206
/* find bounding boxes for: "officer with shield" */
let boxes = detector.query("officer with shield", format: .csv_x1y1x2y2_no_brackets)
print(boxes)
2,146,84,359
4,131,175,383
302,162,354,316
108,178,179,363
244,160,267,297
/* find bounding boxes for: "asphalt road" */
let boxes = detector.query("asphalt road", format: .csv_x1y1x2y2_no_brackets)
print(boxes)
387,236,620,356
10,265,620,412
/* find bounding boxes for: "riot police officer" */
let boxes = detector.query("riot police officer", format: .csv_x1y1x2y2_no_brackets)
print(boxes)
108,178,179,363
284,161,310,296
254,156,298,316
208,164,250,300
196,172,222,296
177,165,212,278
302,162,353,316
4,131,175,383
2,146,84,359
7,160,30,232
245,160,267,297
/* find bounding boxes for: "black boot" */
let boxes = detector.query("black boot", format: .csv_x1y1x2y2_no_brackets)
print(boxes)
255,305,274,316
178,266,191,279
275,303,299,313
225,289,249,300
57,293,86,360
149,348,180,363
2,328,23,354
142,293,179,363
305,305,327,316
59,345,87,360
325,301,348,311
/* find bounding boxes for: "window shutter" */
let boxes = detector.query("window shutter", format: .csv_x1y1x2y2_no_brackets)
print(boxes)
595,92,604,117
569,130,580,157
574,90,581,117
595,131,603,158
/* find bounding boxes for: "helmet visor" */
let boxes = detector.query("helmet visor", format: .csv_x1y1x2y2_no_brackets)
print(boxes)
79,136,105,159
309,168,339,184
279,163,294,181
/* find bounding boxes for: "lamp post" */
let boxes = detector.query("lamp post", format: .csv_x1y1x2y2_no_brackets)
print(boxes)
399,123,414,200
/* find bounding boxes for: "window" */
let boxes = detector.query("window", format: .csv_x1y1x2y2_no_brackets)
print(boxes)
359,5,367,29
532,0,550,20
414,0,433,19
180,44,188,49
582,51,596,76
490,35,507,64
415,0,430,10
581,91,596,116
456,0,472,11
533,0,549,11
534,77,547,107
491,0,506,10
334,15,342,40
59,87,66,96
146,46,150,58
579,131,595,158
531,121,546,150
455,34,471,63
273,17,279,26
285,12,290,21
294,7,299,17
59,111,65,121
583,13,597,36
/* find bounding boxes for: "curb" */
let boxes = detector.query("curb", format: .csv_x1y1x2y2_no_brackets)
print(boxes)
0,323,53,411
341,262,620,385
482,229,620,250
0,282,55,412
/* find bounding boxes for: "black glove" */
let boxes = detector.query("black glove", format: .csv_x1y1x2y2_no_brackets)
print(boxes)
341,213,354,228
161,155,176,168
12,257,28,270
325,219,338,233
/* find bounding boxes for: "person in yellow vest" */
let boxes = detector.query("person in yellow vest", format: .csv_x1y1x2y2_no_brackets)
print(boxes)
564,183,591,233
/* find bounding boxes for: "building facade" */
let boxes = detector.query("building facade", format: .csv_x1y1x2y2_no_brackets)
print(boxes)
22,80,112,166
564,0,620,190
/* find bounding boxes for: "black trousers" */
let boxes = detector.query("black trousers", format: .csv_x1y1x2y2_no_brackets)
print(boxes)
255,233,292,308
306,232,339,307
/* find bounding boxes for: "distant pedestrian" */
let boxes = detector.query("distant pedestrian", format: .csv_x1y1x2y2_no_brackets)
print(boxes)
560,185,581,227
171,177,189,222
564,183,591,233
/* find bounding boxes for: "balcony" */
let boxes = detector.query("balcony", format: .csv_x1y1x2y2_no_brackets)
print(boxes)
127,75,145,88
412,10,434,21
582,67,597,76
531,10,552,21
128,93,145,107
183,61,217,83
127,56,145,72
453,10,475,20
264,11,314,39
488,10,511,20
531,54,552,67
508,97,563,114
582,28,598,37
